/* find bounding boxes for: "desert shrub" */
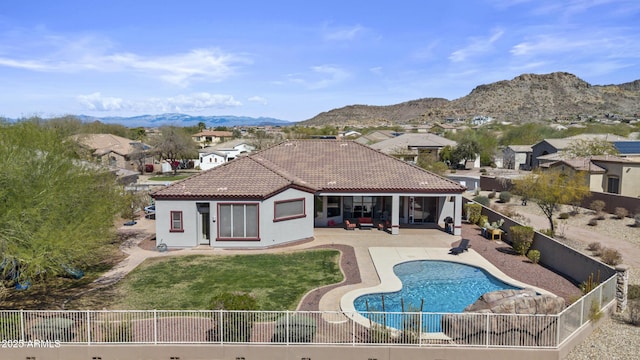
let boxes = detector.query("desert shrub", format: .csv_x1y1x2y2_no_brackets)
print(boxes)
614,207,629,219
479,168,487,173
510,225,535,256
587,242,602,254
580,272,601,294
629,285,640,300
600,248,623,266
208,291,258,342
589,301,603,322
488,190,496,199
527,249,541,264
464,203,482,224
499,191,511,203
590,200,606,213
271,315,317,343
558,212,570,219
629,300,640,326
478,215,489,227
588,218,598,226
540,228,554,237
472,195,490,207
101,319,132,342
367,324,393,343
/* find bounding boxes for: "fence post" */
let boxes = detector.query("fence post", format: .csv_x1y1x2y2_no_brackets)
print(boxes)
286,310,290,345
616,265,630,312
86,310,91,345
154,310,158,344
219,310,224,345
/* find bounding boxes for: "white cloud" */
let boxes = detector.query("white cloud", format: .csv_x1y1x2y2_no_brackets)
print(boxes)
76,92,127,111
449,29,504,62
323,24,366,41
77,92,242,113
248,96,268,105
0,30,248,87
308,65,350,89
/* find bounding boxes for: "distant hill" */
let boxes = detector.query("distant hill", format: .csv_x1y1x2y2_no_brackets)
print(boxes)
76,113,291,127
301,72,640,127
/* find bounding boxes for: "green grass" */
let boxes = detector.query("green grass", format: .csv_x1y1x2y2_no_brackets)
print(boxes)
111,250,343,310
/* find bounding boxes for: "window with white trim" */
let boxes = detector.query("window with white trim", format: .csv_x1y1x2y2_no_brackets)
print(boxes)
274,198,305,221
170,211,183,232
218,203,259,240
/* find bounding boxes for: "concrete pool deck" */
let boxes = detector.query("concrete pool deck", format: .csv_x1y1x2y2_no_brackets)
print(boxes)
339,247,554,317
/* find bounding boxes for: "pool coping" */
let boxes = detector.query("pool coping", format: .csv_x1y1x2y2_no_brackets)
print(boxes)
340,247,555,327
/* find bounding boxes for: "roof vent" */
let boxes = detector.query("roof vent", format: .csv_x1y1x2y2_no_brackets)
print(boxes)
327,181,337,185
284,142,293,146
340,143,349,147
216,187,228,191
419,181,429,186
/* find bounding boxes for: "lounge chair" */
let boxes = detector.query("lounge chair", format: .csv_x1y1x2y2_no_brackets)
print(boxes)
449,239,470,255
344,220,357,230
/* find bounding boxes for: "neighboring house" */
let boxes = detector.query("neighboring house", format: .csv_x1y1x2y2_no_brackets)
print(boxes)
502,145,533,170
339,130,362,138
354,130,401,145
197,151,228,171
430,123,459,135
531,133,629,168
74,133,153,172
471,116,493,126
151,140,466,249
191,130,234,148
195,140,255,171
540,155,640,197
368,133,457,164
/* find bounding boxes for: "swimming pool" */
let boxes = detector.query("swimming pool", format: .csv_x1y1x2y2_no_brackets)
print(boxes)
354,260,520,314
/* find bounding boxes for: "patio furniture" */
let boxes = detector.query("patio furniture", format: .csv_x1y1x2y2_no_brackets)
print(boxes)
344,220,356,230
449,239,471,255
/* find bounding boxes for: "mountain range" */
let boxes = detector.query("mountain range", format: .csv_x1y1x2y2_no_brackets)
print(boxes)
76,113,291,128
300,72,640,127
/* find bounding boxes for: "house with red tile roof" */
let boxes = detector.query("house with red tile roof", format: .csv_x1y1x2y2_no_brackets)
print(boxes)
151,140,466,249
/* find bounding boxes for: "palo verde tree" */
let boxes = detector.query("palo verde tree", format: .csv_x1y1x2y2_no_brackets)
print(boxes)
149,126,198,175
0,121,123,296
565,138,619,157
512,168,590,235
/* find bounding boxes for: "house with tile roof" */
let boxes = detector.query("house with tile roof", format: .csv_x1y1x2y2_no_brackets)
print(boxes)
74,133,153,172
151,140,466,249
540,155,640,197
531,133,629,168
368,133,457,164
191,130,234,148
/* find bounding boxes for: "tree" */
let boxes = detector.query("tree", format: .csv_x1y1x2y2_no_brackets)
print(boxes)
0,121,122,296
513,169,590,235
566,139,619,157
149,126,198,175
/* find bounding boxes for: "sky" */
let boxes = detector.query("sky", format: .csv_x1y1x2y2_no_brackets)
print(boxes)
0,0,639,122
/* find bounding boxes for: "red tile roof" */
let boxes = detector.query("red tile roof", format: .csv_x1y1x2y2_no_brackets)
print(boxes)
152,140,466,199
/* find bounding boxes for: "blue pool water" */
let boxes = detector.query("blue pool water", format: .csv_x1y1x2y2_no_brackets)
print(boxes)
354,260,520,313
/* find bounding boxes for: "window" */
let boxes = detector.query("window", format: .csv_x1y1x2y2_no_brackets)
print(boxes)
327,196,341,217
274,198,306,221
170,211,183,232
218,203,259,240
607,176,620,194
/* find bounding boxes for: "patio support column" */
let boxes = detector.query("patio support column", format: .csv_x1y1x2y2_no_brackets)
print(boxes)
391,195,400,235
453,194,462,236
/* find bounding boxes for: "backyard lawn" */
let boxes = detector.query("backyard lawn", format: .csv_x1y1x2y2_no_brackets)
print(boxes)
109,250,343,310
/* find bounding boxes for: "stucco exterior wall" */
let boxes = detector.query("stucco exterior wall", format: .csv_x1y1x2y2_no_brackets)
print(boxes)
155,189,314,249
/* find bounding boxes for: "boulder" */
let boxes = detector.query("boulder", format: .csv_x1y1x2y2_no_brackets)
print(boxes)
441,289,565,346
